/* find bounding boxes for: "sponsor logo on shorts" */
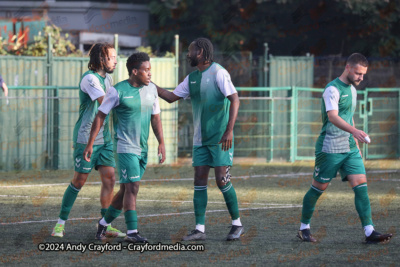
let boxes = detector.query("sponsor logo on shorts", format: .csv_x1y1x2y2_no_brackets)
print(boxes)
320,177,330,181
83,167,91,170
342,95,348,97
190,81,196,84
123,96,134,99
130,176,139,179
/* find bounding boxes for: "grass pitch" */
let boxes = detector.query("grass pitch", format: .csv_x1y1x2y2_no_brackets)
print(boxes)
0,165,399,266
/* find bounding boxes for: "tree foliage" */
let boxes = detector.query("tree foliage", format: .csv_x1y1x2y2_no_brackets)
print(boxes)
147,0,400,57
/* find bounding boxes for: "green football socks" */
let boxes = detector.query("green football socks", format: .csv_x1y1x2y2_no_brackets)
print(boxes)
125,210,138,231
101,208,107,218
59,183,80,221
193,185,208,225
353,183,374,227
300,185,324,224
104,205,122,224
219,182,240,220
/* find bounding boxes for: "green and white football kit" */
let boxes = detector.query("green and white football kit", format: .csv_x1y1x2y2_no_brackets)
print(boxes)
98,80,160,183
173,62,242,240
173,63,237,167
72,70,115,173
53,71,119,238
300,77,373,234
313,78,365,183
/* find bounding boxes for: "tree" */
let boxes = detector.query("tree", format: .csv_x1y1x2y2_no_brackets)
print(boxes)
146,0,400,57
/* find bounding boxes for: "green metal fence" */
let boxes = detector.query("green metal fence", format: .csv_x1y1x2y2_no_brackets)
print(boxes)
178,87,400,162
0,54,178,171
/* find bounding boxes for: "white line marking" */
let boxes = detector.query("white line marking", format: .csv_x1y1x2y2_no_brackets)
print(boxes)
1,170,398,188
0,194,289,206
0,205,302,225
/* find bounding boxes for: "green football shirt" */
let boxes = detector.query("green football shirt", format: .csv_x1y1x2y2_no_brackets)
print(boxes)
315,78,358,153
98,80,160,155
73,70,113,146
173,62,237,146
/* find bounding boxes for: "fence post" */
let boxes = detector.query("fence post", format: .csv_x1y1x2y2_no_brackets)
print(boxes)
269,87,274,162
46,33,54,169
363,90,368,159
289,86,296,162
263,43,269,88
398,89,400,158
175,34,179,87
54,86,59,169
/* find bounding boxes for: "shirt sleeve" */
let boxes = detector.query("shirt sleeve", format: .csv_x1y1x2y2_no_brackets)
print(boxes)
80,74,106,101
173,76,190,100
323,86,340,111
216,69,237,97
98,86,119,115
152,96,161,115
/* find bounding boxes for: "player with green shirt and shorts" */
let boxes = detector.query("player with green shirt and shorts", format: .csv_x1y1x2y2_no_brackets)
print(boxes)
297,53,393,244
84,52,166,242
52,43,124,238
156,38,243,241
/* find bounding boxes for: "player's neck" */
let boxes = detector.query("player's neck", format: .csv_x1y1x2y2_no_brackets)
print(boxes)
338,73,350,85
97,69,106,78
197,61,211,72
128,77,142,88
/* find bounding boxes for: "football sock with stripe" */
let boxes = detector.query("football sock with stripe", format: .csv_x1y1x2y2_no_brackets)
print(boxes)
101,208,107,218
300,185,324,225
59,183,80,221
125,210,138,231
104,205,122,224
353,183,374,228
193,185,207,227
219,181,241,222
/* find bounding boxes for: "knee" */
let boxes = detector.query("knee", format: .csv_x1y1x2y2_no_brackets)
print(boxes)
102,175,116,188
215,177,227,188
125,182,140,196
194,178,207,187
71,178,85,189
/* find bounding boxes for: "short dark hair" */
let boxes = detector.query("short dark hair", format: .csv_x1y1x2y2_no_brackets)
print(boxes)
87,43,114,71
346,53,368,67
193,37,214,63
126,52,150,76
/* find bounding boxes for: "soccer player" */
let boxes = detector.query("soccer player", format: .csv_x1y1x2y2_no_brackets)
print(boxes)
155,38,243,241
52,43,124,238
84,52,165,242
297,53,393,244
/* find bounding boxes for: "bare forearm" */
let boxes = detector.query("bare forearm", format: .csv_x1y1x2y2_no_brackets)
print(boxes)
154,84,180,103
2,83,8,97
329,115,356,134
226,94,240,133
151,115,165,145
352,118,359,147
